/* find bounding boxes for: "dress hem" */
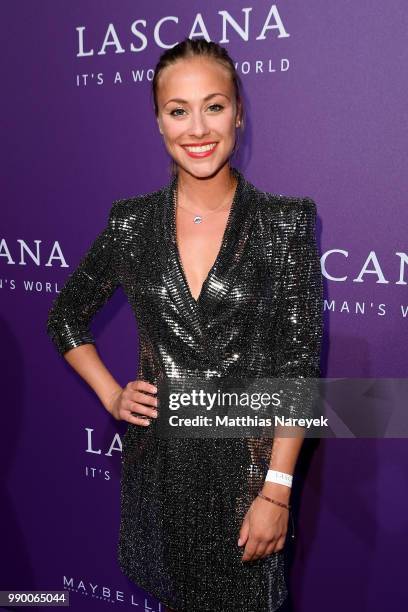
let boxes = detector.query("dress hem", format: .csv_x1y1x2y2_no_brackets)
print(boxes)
118,559,289,612
118,561,178,610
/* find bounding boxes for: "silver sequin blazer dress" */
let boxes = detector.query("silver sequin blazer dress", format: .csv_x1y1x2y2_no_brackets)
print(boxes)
47,166,323,612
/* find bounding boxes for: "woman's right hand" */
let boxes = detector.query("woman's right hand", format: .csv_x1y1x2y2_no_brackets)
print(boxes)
108,380,158,426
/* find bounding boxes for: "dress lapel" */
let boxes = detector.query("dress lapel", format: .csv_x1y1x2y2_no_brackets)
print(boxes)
162,166,259,334
162,172,202,338
197,169,259,322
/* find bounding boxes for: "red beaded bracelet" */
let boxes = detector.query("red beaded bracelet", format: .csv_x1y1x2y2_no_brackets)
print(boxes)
257,491,291,510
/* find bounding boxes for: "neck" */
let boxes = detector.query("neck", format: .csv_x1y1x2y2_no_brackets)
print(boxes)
175,163,238,212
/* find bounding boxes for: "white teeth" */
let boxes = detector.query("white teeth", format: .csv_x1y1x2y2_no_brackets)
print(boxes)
184,143,217,153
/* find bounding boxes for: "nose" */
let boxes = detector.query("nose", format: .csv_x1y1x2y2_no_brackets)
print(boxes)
188,110,210,139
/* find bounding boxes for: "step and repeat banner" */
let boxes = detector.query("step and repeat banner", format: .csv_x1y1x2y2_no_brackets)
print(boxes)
2,1,407,611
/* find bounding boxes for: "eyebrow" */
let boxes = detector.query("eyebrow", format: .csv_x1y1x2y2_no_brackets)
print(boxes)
164,92,230,106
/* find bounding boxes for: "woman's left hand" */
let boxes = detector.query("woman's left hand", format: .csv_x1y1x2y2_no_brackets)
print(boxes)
238,495,289,562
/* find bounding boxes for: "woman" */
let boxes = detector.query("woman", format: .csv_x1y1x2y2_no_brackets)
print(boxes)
47,38,323,612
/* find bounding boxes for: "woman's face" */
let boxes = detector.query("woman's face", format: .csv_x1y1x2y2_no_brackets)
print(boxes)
156,56,241,179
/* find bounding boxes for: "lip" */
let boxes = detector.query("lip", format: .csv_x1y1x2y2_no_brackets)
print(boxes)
180,142,218,159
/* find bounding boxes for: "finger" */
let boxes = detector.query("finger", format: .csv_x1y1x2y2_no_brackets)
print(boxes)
135,391,158,406
127,401,158,420
246,540,267,562
126,412,152,426
131,390,158,409
128,379,157,394
127,391,158,414
258,542,278,559
241,540,258,562
264,543,276,557
272,535,286,553
252,542,268,561
237,516,250,547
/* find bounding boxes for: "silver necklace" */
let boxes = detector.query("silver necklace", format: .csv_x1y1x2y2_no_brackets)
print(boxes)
173,182,235,224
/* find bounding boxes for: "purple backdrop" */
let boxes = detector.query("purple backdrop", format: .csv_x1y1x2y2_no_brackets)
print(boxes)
2,1,408,611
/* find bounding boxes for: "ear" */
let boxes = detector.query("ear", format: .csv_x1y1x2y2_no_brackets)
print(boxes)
157,116,163,135
235,101,243,128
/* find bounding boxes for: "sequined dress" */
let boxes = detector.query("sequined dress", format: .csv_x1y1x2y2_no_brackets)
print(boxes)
46,167,323,612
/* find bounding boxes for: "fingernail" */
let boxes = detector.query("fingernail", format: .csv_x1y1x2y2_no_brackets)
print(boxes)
237,538,242,546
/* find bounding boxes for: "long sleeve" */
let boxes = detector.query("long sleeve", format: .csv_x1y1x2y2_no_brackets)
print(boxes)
46,200,122,356
274,198,323,419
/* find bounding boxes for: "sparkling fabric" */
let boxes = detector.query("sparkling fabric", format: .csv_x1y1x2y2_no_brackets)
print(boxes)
46,166,323,612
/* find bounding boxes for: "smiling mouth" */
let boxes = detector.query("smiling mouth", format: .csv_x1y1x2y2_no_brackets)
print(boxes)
181,142,218,157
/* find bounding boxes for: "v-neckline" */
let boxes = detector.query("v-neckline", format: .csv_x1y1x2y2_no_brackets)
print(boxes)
169,166,243,308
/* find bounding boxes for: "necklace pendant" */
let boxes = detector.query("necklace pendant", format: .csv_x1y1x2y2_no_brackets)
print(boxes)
193,215,203,224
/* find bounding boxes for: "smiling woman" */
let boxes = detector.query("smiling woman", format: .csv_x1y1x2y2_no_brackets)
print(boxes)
47,37,323,612
153,50,243,182
150,46,245,303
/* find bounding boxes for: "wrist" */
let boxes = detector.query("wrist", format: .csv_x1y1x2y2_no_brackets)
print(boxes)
261,481,291,502
104,385,123,415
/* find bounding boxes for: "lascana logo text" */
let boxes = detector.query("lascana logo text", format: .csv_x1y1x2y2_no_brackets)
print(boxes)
76,5,289,56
